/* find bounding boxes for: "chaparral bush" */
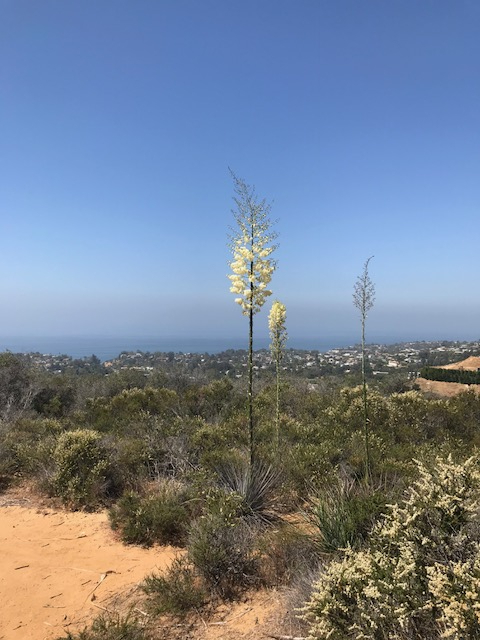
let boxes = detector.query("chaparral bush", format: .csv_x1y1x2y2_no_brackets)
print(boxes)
109,479,193,547
303,455,480,640
52,429,110,508
258,523,319,587
85,387,178,433
187,488,261,600
142,556,207,616
0,418,58,481
56,611,153,640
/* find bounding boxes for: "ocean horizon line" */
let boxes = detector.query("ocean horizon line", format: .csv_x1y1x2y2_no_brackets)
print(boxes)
0,335,356,361
0,334,477,362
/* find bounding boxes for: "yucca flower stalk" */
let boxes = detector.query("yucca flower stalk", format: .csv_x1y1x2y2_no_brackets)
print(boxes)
268,300,287,450
228,171,278,467
353,256,375,483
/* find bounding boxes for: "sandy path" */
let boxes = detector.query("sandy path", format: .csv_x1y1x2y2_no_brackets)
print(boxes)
0,501,177,640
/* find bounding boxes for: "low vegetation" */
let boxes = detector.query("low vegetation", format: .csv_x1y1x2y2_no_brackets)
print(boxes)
2,349,480,639
304,456,480,639
57,611,154,640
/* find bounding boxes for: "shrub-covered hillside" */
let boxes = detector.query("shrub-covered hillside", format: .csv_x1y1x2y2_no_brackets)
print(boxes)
1,351,480,639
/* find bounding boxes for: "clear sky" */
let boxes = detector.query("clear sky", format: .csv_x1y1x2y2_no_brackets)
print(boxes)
1,0,479,346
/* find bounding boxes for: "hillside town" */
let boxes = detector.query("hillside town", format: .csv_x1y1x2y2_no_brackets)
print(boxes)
18,339,480,381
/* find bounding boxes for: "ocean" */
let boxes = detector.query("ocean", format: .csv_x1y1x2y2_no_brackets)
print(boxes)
0,335,360,361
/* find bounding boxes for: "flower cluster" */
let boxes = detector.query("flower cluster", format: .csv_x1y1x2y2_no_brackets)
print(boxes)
228,175,277,316
303,455,480,639
268,300,287,359
228,235,276,315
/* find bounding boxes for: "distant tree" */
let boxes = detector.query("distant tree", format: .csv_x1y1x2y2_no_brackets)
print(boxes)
228,172,278,466
0,352,35,419
353,256,375,482
268,300,287,450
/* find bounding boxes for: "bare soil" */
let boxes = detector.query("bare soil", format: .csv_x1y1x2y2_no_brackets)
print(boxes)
416,377,480,398
0,486,290,640
439,356,480,371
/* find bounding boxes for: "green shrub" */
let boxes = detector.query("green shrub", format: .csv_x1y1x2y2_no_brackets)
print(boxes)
0,417,62,474
190,419,246,470
56,611,152,640
33,383,76,417
304,455,480,639
421,366,480,385
188,511,259,599
107,436,151,493
142,556,206,616
306,478,387,554
109,480,192,547
0,352,33,419
52,429,110,508
85,387,178,433
184,378,235,420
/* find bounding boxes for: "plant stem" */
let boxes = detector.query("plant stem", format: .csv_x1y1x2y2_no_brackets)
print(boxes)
249,273,254,468
275,358,280,451
361,316,371,483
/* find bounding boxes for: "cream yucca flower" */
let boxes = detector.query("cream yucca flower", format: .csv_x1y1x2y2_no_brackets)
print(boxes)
227,171,278,466
268,300,287,349
268,300,287,449
228,178,277,315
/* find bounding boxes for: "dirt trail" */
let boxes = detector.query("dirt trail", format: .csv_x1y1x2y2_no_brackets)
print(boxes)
0,496,176,640
0,490,287,640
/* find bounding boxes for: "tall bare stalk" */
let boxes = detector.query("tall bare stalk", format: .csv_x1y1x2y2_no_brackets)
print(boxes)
353,256,375,482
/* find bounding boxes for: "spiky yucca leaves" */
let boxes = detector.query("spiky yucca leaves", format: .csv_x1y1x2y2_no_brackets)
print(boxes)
215,458,282,525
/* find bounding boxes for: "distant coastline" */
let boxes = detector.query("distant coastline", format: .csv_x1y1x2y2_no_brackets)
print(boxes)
0,335,357,361
0,335,477,362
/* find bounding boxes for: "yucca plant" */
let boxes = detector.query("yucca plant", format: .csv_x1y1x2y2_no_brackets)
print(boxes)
228,171,278,467
353,256,375,482
268,299,288,450
215,458,281,525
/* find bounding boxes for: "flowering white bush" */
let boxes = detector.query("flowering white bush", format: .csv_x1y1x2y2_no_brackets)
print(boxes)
304,455,480,639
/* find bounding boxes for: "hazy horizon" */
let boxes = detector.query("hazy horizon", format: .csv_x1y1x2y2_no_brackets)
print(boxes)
1,331,478,362
2,2,478,340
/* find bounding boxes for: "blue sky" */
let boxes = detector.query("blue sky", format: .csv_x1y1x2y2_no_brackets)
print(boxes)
1,0,479,347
